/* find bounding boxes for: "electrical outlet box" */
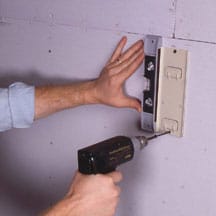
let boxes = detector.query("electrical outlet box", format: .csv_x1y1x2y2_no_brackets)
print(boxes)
141,35,188,137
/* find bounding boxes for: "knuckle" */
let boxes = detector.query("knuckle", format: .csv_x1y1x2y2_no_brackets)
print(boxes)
116,171,123,181
113,190,119,198
106,176,114,185
97,174,113,185
113,186,121,197
107,69,114,76
96,174,103,178
114,197,120,206
103,67,114,76
96,174,108,181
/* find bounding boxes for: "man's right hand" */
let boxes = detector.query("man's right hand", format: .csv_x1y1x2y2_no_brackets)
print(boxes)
42,171,122,216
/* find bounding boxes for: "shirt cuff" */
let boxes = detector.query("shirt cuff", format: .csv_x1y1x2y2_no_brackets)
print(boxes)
8,82,35,129
0,88,12,131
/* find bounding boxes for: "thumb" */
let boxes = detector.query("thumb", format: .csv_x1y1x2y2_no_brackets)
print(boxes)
122,97,141,112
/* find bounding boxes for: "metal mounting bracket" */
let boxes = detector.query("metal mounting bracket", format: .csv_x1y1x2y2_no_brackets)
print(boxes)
141,35,162,132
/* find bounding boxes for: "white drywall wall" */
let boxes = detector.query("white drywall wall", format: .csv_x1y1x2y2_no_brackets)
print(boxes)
0,1,216,216
176,0,216,42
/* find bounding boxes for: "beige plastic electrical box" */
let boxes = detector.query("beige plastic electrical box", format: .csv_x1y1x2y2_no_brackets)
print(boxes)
155,47,188,137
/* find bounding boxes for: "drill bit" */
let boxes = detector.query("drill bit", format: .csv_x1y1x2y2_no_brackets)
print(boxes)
147,131,171,141
135,131,170,149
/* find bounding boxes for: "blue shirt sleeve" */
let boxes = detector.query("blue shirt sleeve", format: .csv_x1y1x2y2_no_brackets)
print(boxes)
0,82,35,132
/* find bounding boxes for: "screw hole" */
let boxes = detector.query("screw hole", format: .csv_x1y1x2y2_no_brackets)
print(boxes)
173,49,177,54
48,49,52,53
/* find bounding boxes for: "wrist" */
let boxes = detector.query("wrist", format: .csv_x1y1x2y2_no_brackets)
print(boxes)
83,80,99,104
41,195,82,216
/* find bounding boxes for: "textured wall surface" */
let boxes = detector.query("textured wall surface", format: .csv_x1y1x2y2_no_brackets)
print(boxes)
0,1,216,216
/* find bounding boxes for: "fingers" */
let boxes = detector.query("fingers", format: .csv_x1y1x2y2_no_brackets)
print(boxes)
108,36,127,64
107,39,144,69
108,47,144,75
121,97,141,112
106,171,123,183
118,51,144,81
119,39,144,63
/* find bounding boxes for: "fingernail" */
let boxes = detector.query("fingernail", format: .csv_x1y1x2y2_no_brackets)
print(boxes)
122,36,127,40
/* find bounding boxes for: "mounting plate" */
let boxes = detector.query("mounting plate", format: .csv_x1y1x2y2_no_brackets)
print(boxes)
155,47,188,137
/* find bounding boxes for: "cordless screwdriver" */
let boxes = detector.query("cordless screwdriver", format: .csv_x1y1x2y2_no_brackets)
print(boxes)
78,131,170,174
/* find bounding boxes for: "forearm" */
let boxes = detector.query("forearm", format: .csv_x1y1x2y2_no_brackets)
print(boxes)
35,81,97,120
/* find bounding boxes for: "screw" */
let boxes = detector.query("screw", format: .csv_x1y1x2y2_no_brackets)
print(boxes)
145,98,153,107
147,61,155,72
